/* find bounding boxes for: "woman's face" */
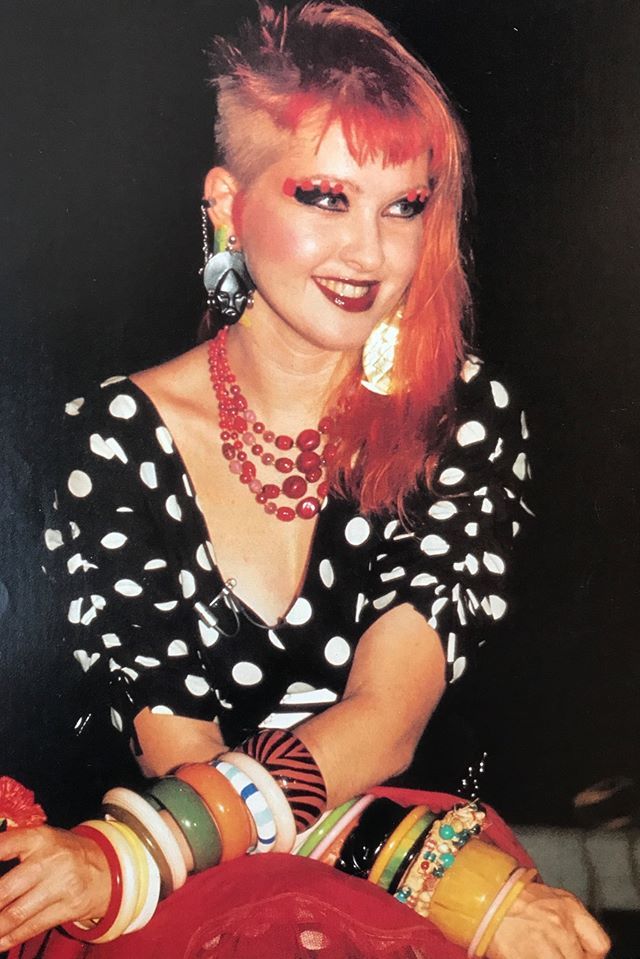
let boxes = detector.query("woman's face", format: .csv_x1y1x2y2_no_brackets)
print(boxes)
236,121,429,354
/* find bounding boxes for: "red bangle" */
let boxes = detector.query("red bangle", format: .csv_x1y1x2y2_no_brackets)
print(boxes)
61,824,123,942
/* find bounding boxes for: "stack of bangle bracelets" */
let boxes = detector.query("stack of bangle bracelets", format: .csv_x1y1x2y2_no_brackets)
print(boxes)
62,729,537,956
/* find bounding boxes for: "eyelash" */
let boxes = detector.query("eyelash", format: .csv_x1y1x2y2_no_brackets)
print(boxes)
293,186,428,219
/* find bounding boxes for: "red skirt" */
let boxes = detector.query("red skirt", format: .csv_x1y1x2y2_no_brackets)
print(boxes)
12,789,536,959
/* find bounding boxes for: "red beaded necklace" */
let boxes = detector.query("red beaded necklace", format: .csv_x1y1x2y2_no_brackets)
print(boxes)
208,328,337,522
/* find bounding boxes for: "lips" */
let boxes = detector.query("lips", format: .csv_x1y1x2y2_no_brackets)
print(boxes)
313,276,380,313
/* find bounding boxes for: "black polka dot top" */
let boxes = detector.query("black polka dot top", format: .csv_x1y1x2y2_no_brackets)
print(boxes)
44,356,532,749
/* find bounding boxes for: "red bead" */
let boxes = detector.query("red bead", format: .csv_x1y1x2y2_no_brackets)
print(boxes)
256,492,267,504
318,416,333,434
296,450,321,474
275,457,294,474
220,430,230,441
317,481,329,499
296,497,320,519
237,451,247,462
222,443,235,461
320,179,331,194
407,188,418,202
263,430,275,443
263,484,280,499
230,432,238,440
230,384,241,395
235,395,247,410
254,422,265,434
264,502,277,515
261,452,274,466
296,428,320,451
239,473,251,484
276,506,296,522
282,177,296,196
306,467,322,483
301,179,314,191
251,444,263,456
275,434,294,450
233,416,247,432
323,442,338,461
331,182,343,194
241,461,256,478
282,475,307,499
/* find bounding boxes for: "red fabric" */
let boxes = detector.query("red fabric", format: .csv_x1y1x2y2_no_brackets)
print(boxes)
11,789,536,959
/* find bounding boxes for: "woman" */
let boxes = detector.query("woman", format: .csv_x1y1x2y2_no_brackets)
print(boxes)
0,3,610,957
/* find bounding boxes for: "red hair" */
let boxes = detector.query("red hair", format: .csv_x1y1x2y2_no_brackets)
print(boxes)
209,2,474,516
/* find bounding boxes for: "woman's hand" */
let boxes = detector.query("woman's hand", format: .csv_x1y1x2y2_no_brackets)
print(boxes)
0,825,112,951
487,881,611,959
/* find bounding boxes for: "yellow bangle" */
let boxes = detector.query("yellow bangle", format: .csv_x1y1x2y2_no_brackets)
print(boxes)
107,820,150,931
76,820,139,942
475,869,537,957
368,805,429,886
429,839,519,945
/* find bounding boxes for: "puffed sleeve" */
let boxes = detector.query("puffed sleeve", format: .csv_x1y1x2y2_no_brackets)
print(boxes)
361,357,532,684
42,381,221,743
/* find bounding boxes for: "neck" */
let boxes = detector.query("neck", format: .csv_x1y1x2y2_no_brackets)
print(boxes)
224,310,355,429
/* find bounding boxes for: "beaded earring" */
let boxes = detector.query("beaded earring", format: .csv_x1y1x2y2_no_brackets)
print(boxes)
360,303,404,396
201,200,255,328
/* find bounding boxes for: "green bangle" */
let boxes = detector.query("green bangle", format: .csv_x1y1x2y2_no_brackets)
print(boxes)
296,798,360,858
145,777,222,873
379,810,437,893
102,802,174,901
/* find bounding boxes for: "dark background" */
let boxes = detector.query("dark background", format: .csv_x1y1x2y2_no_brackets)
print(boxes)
1,0,638,831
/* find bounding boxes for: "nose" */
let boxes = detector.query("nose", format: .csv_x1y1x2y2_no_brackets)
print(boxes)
338,210,384,276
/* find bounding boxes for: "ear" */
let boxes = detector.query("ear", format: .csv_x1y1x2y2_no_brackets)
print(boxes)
203,167,239,231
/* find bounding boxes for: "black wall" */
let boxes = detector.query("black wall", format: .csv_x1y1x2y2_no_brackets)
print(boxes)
1,0,638,826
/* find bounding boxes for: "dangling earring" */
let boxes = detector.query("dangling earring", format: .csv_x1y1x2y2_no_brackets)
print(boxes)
200,200,255,328
360,303,403,396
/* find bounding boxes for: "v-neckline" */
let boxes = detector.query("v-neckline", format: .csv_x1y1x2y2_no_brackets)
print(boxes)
124,376,324,629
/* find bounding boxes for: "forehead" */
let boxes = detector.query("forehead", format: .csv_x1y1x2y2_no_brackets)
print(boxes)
262,120,429,193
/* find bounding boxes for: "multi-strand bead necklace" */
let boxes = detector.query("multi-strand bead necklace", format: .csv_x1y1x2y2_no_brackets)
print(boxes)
208,328,337,522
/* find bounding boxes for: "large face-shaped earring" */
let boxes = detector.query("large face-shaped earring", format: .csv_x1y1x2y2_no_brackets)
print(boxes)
360,303,404,396
201,201,255,328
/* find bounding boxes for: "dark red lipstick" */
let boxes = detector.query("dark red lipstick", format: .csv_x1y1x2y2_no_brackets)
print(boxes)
313,277,380,313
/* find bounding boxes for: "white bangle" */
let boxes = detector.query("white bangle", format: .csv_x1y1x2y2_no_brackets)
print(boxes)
123,843,161,934
223,752,296,853
215,753,277,854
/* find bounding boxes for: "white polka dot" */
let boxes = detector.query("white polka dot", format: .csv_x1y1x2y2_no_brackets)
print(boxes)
179,569,196,599
151,705,174,716
344,516,371,546
68,598,83,624
198,620,219,647
481,497,493,514
168,639,188,657
205,541,216,564
490,380,509,408
268,630,285,650
512,452,529,481
73,649,100,672
135,655,160,668
140,462,158,489
324,636,351,666
465,522,479,537
319,559,335,588
100,532,127,550
465,553,479,575
116,506,133,513
90,434,113,460
67,552,97,574
481,594,508,620
286,682,315,695
285,597,312,626
488,437,504,463
380,566,405,582
110,708,123,732
520,411,529,440
456,420,486,447
196,544,213,571
183,473,194,497
100,375,127,388
109,394,137,419
45,528,63,551
410,573,439,588
114,579,143,597
144,558,167,571
439,467,465,487
232,661,263,686
461,358,481,382
69,521,81,538
428,501,458,521
102,633,121,648
68,470,92,498
520,497,535,517
373,590,397,610
483,552,505,575
165,495,182,521
420,534,450,556
154,600,178,612
512,521,521,537
431,596,449,617
384,520,399,539
451,657,467,682
185,674,211,697
156,426,174,454
65,397,85,416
